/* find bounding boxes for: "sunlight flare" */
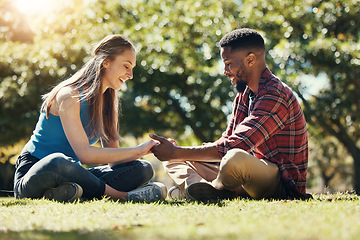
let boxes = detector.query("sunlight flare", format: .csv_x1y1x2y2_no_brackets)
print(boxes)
13,0,64,16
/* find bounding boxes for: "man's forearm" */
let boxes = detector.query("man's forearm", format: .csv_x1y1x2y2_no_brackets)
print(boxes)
150,133,222,162
172,144,221,162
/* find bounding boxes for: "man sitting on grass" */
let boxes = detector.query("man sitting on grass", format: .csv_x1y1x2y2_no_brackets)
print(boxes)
150,28,311,201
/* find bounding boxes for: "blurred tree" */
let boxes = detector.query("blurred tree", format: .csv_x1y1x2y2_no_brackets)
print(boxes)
0,0,359,192
1,0,240,145
77,0,240,142
0,140,23,192
0,0,89,145
237,0,360,193
0,0,33,42
307,128,353,192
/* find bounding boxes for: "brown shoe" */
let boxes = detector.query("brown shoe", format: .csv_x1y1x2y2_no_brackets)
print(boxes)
186,182,237,202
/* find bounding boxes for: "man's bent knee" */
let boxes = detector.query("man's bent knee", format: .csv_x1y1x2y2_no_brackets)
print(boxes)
217,149,253,190
220,149,252,175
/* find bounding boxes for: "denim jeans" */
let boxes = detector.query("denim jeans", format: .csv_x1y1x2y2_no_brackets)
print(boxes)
14,152,154,199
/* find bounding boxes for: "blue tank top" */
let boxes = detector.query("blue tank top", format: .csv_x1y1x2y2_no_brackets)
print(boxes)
24,94,98,164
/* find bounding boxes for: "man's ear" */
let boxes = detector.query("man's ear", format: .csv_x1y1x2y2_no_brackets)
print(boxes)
246,53,256,67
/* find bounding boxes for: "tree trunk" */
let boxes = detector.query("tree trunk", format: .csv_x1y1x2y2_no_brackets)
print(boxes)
297,90,360,194
321,118,360,194
349,148,360,194
169,95,208,142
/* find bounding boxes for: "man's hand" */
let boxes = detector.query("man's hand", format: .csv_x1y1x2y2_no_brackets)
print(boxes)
149,133,177,161
150,133,221,162
167,138,179,146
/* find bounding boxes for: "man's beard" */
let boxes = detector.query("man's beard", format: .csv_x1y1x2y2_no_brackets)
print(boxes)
234,67,248,93
235,81,247,93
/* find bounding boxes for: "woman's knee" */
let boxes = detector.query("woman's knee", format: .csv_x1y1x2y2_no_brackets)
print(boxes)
15,153,80,199
40,153,79,175
139,160,154,182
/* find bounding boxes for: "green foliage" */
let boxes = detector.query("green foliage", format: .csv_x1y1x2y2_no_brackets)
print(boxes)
0,0,240,144
213,0,360,191
0,140,24,191
239,0,360,192
306,133,353,192
0,0,360,191
0,0,88,145
107,0,241,141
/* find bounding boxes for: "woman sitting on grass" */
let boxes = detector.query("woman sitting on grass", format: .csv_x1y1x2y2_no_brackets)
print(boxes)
13,34,166,202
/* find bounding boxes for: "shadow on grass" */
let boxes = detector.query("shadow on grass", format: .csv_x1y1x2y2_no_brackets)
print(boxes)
2,191,359,208
0,196,228,207
0,198,29,207
166,199,229,207
0,230,135,240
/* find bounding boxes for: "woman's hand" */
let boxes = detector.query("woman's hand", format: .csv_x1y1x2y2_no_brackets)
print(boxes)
108,139,157,168
137,139,158,157
149,134,178,161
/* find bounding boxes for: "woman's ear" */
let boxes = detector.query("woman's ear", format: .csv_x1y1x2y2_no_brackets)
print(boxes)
102,59,110,69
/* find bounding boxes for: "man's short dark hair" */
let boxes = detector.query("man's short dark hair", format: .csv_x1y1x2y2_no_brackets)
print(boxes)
219,28,265,51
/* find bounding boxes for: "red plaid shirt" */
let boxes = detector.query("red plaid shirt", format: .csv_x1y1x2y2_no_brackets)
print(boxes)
216,68,308,197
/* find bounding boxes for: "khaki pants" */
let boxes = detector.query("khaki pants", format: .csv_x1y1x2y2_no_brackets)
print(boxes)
162,149,288,199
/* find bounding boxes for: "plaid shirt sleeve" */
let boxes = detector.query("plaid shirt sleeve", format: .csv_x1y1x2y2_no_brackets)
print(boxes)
216,88,289,157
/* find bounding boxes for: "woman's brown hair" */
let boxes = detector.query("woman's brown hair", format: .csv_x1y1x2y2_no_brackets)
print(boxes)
41,34,134,143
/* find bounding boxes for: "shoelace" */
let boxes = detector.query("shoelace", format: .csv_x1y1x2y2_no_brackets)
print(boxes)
130,185,156,201
139,186,152,200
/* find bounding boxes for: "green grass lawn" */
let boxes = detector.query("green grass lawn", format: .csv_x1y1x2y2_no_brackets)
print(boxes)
1,193,359,240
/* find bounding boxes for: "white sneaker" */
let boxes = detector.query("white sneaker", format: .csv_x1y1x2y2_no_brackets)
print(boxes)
127,182,167,202
168,186,186,200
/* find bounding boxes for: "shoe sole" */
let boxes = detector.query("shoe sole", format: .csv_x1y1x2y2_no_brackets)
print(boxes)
186,182,237,202
168,186,186,200
44,182,83,202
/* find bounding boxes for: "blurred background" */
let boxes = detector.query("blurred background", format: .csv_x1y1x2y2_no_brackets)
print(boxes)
0,0,359,195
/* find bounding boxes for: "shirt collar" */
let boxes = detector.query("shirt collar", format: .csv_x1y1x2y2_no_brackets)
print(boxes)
255,67,273,95
239,67,273,98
